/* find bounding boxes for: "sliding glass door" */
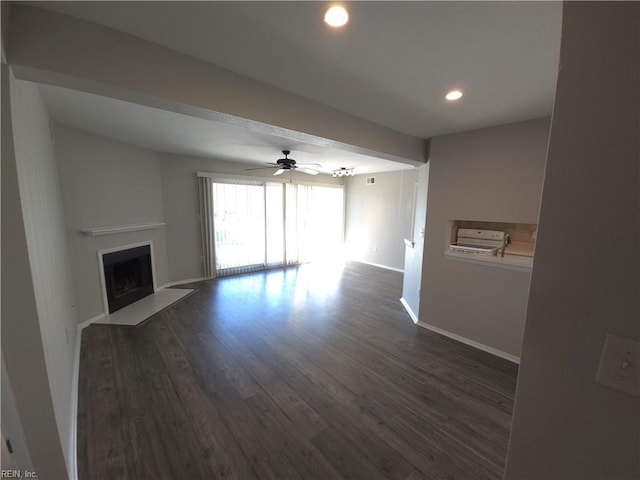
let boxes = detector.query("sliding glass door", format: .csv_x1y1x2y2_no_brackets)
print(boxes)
212,182,265,275
285,183,345,265
210,179,343,276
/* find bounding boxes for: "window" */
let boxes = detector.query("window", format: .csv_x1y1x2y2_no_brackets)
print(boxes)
200,176,344,277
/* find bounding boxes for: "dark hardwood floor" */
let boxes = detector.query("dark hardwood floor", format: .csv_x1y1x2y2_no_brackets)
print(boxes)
77,261,518,480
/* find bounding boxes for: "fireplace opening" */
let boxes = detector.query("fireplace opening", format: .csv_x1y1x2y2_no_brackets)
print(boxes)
103,245,153,314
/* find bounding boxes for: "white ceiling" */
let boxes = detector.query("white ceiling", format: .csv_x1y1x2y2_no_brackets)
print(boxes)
39,84,409,174
29,1,562,173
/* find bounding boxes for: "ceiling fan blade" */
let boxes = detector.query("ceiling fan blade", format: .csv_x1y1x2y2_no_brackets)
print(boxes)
296,167,319,175
273,168,286,176
297,163,323,168
246,166,276,171
246,161,280,171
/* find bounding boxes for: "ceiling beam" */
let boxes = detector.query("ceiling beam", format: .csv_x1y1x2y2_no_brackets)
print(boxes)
7,5,428,167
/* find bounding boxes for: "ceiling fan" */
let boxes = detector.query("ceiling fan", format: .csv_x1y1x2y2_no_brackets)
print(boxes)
247,150,322,176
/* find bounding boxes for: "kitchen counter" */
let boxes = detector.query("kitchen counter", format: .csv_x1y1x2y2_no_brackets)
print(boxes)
444,249,533,272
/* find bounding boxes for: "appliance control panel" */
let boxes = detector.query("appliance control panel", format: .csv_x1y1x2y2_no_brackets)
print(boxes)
457,229,506,240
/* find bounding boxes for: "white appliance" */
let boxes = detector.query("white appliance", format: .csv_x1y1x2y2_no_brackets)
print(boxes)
449,229,509,256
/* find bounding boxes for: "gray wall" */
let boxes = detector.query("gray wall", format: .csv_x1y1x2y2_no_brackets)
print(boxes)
1,2,10,61
159,152,344,282
345,169,418,271
420,118,550,358
506,3,639,478
54,124,169,322
50,122,346,316
8,4,426,167
1,352,33,471
1,69,74,478
401,163,429,318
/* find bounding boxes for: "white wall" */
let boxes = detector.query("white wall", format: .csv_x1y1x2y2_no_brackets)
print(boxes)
506,3,639,478
2,70,75,477
54,124,169,322
419,118,550,359
401,163,429,319
160,152,344,282
345,169,418,271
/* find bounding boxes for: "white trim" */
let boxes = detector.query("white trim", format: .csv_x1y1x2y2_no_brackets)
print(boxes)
416,321,520,364
399,297,418,323
404,238,415,248
80,222,165,236
78,313,106,330
351,259,404,273
161,276,210,288
409,180,418,241
69,325,81,480
97,241,157,316
70,309,107,480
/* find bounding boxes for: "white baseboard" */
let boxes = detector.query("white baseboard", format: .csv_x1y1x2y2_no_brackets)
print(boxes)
416,321,520,364
78,313,105,330
351,259,404,273
161,276,210,288
69,323,84,480
399,297,418,323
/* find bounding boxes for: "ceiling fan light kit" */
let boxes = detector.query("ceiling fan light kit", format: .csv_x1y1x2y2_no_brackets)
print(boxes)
332,167,355,177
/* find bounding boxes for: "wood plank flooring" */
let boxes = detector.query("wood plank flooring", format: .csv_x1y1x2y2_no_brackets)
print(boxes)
77,261,518,479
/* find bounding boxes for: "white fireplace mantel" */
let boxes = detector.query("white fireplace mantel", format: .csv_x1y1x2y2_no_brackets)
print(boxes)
80,222,166,236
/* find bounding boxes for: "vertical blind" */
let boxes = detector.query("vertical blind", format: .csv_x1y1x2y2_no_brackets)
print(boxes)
198,175,344,277
198,177,216,278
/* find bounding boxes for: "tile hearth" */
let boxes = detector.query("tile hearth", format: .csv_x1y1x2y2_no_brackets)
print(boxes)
95,288,194,326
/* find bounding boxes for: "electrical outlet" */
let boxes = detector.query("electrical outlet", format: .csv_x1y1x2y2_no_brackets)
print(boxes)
372,246,377,252
595,333,640,397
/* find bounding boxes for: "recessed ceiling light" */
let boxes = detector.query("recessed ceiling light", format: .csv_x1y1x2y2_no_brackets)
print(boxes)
324,5,349,28
445,90,463,101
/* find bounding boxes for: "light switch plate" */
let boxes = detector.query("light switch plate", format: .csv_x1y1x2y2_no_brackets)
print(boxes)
595,333,640,397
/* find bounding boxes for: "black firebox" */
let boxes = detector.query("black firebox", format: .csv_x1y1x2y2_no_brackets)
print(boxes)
102,245,153,314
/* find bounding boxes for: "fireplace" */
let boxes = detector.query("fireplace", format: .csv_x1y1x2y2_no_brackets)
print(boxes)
102,244,154,314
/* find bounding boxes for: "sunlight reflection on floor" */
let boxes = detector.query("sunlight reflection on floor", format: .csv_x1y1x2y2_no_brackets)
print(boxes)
213,259,348,328
294,259,346,303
